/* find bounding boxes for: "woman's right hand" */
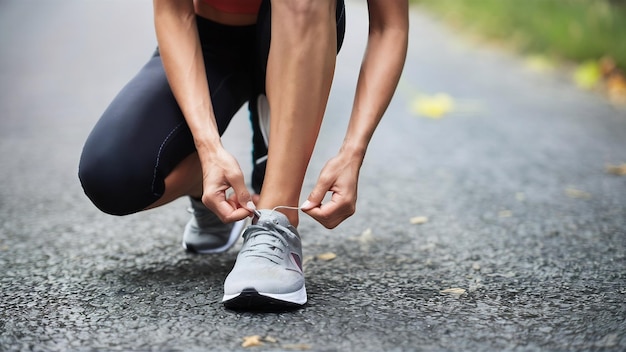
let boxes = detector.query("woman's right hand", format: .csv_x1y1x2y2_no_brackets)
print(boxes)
154,1,254,222
199,146,255,223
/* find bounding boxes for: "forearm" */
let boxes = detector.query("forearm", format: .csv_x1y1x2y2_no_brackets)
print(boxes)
153,0,222,151
342,1,409,160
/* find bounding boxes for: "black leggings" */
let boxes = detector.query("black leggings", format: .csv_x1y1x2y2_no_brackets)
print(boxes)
78,0,345,215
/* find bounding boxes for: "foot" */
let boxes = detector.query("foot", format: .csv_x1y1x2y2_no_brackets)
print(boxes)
222,209,306,309
182,197,244,254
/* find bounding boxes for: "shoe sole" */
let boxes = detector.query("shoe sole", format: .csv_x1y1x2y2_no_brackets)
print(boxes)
222,286,307,310
182,219,246,254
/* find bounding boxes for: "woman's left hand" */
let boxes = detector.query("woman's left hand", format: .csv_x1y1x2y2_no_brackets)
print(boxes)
301,151,363,229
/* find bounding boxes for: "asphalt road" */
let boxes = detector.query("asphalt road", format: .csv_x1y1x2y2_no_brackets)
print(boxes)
1,1,625,351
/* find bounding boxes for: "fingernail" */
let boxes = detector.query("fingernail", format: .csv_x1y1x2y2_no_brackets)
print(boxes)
247,201,257,210
300,200,312,209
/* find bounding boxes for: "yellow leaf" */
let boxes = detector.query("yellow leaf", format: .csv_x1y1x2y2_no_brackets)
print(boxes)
573,60,601,89
316,252,337,261
264,336,278,343
411,93,455,118
607,74,626,106
606,163,626,176
349,228,375,244
440,288,466,297
498,210,512,218
409,216,428,225
565,187,591,199
242,335,263,348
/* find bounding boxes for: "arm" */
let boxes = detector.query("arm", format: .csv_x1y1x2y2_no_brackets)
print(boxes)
301,0,409,228
153,0,253,222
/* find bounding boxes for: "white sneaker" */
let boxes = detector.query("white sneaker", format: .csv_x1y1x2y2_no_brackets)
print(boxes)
222,209,306,309
182,197,244,254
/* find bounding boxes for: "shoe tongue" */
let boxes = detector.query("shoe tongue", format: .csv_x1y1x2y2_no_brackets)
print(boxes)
256,209,290,228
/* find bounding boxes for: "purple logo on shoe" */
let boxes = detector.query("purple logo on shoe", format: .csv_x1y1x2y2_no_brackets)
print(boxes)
290,253,303,272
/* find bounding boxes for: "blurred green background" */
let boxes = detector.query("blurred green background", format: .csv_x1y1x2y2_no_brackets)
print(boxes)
410,0,626,70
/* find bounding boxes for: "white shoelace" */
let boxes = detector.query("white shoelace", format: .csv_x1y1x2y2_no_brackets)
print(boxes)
253,205,301,219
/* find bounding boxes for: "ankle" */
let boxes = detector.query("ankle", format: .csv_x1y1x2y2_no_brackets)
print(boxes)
256,200,300,227
256,207,299,227
277,209,299,227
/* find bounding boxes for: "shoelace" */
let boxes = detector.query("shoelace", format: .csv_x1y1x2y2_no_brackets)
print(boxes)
252,205,301,219
241,215,296,265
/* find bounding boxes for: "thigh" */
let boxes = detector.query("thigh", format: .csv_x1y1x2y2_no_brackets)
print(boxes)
79,51,252,215
79,54,194,214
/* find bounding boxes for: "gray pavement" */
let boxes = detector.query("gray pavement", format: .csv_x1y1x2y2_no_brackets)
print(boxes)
1,1,625,351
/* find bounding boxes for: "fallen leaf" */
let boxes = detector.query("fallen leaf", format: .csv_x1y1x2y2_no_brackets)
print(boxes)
606,163,626,176
498,210,512,218
607,74,626,105
573,60,601,89
316,252,337,261
264,336,278,343
565,187,592,199
599,56,617,77
515,192,525,201
242,335,263,348
472,263,481,271
411,93,455,118
350,228,375,244
419,243,436,251
410,216,428,225
440,288,466,297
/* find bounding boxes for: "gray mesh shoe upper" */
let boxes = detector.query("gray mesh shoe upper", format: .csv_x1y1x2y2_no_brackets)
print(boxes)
222,209,306,305
182,197,244,254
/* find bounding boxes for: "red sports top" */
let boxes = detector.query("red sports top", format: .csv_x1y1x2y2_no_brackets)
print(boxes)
203,0,262,14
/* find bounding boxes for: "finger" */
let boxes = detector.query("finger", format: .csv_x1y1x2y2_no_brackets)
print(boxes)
203,190,246,223
305,192,356,229
303,200,341,229
301,175,334,210
227,193,257,218
215,200,251,223
227,170,255,212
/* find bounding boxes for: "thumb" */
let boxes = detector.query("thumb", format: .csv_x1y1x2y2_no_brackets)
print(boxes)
301,177,332,210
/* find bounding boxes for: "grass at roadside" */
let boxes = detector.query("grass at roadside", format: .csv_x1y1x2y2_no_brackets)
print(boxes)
410,0,626,70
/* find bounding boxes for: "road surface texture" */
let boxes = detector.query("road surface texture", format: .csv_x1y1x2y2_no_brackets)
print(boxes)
1,1,625,351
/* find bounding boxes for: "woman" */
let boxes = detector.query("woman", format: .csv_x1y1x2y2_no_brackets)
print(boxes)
79,0,408,309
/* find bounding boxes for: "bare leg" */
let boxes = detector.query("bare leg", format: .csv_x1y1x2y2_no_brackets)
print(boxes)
257,0,337,226
146,152,203,210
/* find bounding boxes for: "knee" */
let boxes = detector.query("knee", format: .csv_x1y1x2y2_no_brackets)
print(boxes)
78,154,129,216
78,145,155,216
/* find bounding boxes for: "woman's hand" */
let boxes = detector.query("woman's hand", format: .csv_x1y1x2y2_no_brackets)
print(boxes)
301,150,363,229
301,0,408,229
155,0,255,223
199,146,255,223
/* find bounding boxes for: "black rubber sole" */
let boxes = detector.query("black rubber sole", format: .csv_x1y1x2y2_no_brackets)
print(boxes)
223,288,305,312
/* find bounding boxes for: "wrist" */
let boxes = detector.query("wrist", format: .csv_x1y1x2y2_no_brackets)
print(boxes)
193,129,223,153
339,140,367,163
